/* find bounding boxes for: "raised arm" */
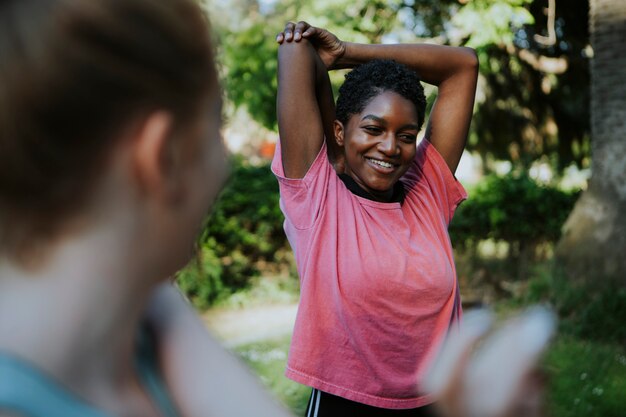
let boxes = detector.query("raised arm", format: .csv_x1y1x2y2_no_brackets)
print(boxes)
276,24,337,178
289,25,479,174
336,43,477,174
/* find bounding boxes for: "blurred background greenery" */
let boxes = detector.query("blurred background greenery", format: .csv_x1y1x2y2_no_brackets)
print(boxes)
176,1,626,416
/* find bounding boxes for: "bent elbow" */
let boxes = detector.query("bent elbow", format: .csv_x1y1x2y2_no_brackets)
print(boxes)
460,47,479,72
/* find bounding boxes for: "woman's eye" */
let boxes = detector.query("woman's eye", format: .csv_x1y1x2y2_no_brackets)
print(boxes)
399,134,417,142
363,126,382,134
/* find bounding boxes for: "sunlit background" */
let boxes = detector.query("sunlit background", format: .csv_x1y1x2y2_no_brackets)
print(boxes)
175,1,625,415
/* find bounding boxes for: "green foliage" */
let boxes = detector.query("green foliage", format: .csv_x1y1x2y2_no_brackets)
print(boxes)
544,336,626,417
176,157,288,309
235,309,626,417
450,172,579,249
179,165,583,308
452,0,534,49
524,271,626,344
176,246,223,309
205,157,286,282
457,0,591,172
214,0,590,174
301,0,405,43
450,173,578,282
219,273,299,309
222,23,279,130
235,335,311,415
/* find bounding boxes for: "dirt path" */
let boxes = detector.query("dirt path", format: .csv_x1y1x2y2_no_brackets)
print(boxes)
203,303,298,348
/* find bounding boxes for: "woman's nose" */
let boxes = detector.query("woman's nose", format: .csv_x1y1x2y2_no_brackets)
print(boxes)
378,134,399,156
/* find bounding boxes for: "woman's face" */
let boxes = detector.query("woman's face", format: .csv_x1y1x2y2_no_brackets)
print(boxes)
160,87,229,272
181,86,230,225
337,91,419,201
185,94,229,220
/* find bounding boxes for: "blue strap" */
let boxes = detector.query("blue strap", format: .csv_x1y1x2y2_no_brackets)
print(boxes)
134,325,181,417
0,329,180,417
0,354,112,417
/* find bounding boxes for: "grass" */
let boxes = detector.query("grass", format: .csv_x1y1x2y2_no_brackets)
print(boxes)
219,265,626,417
234,335,311,415
231,313,626,417
215,273,300,309
544,336,626,417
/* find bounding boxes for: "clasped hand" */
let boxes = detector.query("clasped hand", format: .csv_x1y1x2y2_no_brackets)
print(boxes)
276,21,346,70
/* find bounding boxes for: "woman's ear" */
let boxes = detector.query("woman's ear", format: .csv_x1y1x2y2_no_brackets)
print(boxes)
131,111,181,203
334,120,345,147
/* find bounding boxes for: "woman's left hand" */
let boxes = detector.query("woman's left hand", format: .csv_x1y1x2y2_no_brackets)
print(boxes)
276,21,346,70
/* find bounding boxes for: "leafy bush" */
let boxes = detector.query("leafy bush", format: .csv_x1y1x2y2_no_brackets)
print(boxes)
524,270,626,343
203,156,287,284
177,156,289,309
176,245,223,310
179,169,582,308
450,172,579,280
223,24,279,131
450,172,579,247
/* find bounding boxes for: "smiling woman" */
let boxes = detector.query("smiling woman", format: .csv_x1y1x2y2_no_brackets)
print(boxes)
274,21,478,416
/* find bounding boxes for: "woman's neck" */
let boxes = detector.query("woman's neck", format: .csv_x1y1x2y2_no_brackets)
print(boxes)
0,221,157,406
338,172,405,203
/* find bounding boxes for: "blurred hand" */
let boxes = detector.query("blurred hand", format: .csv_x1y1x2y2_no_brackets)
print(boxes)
145,284,294,417
276,21,346,70
424,307,556,417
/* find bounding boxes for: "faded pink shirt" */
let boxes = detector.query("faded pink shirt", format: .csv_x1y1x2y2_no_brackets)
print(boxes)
272,138,466,409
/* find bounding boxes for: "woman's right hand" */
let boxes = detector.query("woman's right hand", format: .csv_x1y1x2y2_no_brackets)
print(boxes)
276,21,346,70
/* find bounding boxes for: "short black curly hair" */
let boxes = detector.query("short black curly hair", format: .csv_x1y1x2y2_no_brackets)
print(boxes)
335,59,426,129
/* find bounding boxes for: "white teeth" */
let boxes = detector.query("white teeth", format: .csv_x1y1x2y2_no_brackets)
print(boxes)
368,158,393,168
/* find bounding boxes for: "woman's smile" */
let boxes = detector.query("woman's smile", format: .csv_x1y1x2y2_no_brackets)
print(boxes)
338,90,420,200
365,156,398,173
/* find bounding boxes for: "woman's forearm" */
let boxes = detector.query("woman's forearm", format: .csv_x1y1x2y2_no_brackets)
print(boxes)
277,39,340,177
330,40,478,173
314,47,342,167
335,42,478,87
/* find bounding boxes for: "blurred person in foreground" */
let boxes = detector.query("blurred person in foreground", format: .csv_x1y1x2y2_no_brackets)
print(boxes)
424,307,555,417
0,1,292,416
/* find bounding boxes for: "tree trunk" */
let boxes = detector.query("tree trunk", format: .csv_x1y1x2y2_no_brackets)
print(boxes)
556,0,626,283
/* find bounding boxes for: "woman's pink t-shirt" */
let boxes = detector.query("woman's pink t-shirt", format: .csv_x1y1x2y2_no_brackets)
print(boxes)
272,138,467,409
